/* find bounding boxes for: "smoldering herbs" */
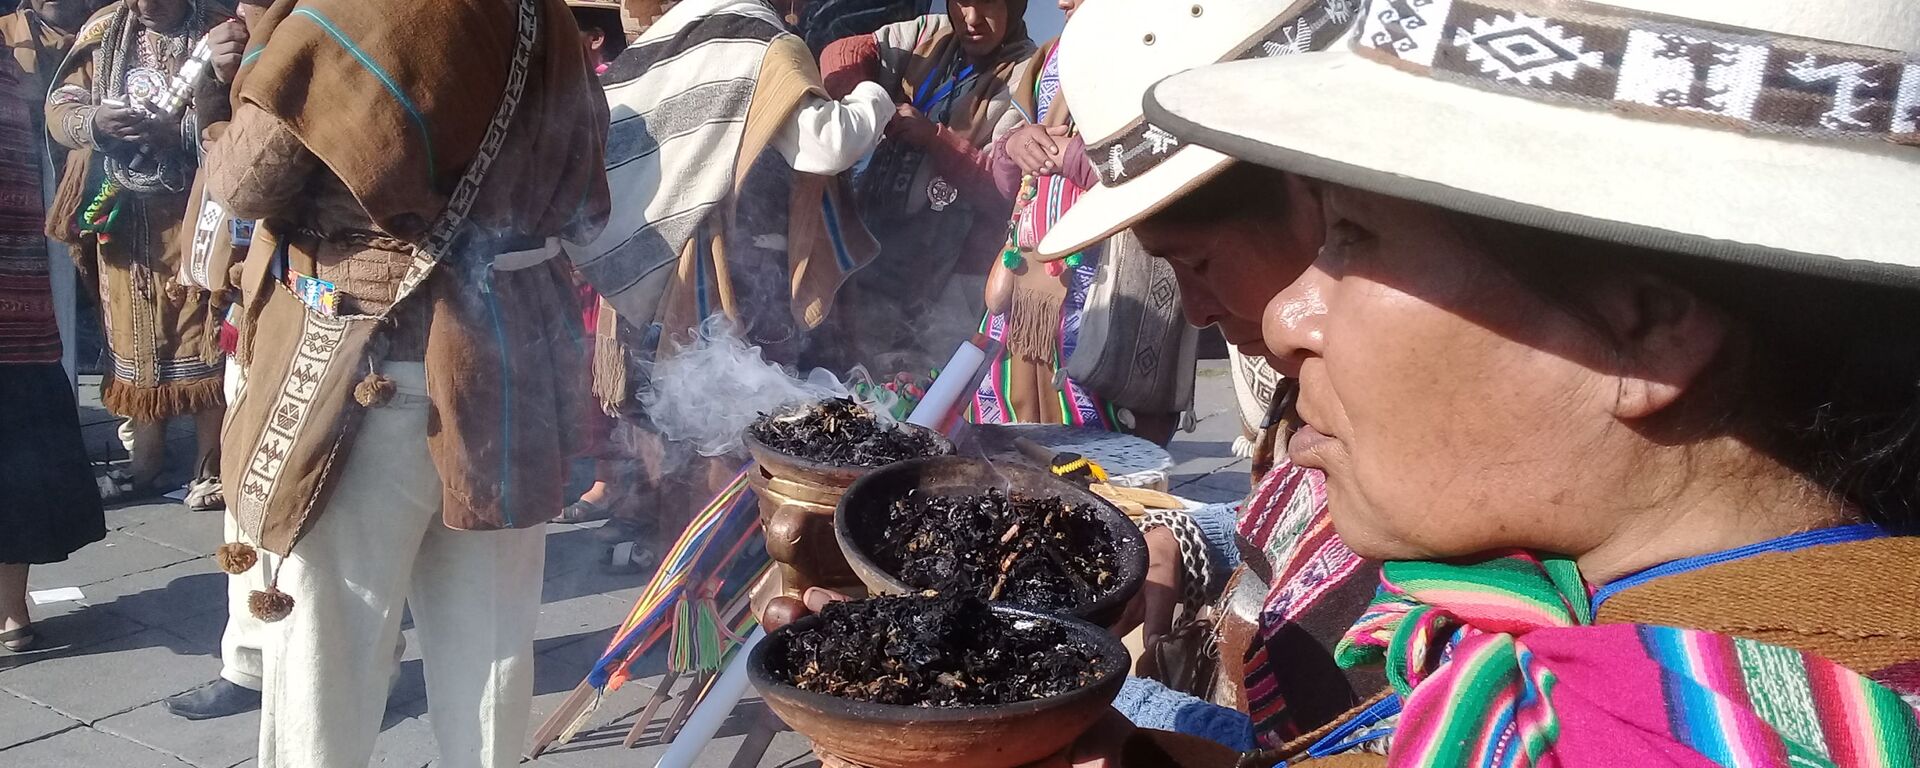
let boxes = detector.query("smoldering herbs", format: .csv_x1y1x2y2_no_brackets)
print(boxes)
748,398,945,468
878,489,1118,611
773,593,1105,707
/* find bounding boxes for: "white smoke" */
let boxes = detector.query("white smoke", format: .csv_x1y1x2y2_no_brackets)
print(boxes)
637,315,899,457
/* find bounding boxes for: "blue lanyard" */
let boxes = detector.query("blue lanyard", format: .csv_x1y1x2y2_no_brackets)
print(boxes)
912,62,976,114
1278,694,1401,766
1589,523,1887,611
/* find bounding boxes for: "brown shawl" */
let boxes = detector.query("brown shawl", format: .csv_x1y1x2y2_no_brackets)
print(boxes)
221,0,610,556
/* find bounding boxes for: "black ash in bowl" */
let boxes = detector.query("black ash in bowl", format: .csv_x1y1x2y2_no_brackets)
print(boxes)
879,489,1120,612
747,398,946,468
767,593,1108,707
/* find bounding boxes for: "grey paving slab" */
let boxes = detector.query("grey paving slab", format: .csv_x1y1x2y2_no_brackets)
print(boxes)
0,725,196,768
96,701,260,768
27,531,200,591
0,628,218,723
369,716,439,768
103,499,194,533
0,689,83,751
533,594,632,649
120,511,227,559
82,558,227,632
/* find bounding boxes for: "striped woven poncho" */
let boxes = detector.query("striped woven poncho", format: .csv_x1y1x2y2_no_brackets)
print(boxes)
1326,551,1920,768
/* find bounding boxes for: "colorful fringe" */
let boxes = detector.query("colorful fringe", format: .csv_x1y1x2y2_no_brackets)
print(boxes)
1330,554,1920,767
585,468,766,691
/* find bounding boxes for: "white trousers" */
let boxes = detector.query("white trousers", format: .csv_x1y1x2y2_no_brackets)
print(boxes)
257,363,546,768
221,360,265,689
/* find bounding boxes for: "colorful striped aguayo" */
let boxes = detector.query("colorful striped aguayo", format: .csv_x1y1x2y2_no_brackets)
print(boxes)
1331,553,1920,767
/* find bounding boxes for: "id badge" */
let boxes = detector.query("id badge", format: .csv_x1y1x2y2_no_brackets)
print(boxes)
230,218,255,247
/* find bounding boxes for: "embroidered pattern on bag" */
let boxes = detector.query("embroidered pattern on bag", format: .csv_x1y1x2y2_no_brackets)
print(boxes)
1355,0,1920,146
234,308,348,530
1088,0,1362,186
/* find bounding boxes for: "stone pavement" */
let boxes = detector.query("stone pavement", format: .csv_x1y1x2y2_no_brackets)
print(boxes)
0,361,1252,768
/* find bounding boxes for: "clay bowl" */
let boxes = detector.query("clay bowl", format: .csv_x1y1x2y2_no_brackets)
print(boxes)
835,456,1146,627
743,420,955,489
748,604,1130,768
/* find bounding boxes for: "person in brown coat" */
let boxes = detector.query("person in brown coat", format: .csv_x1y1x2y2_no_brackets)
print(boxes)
204,0,609,764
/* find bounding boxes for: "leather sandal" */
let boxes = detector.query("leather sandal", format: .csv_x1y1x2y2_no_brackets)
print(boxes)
0,625,37,653
558,497,614,524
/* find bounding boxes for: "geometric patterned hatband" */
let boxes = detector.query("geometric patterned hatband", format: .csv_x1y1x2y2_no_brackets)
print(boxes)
1357,0,1920,148
1087,0,1362,187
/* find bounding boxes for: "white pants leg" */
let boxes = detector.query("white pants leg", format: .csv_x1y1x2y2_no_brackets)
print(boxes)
220,361,268,689
220,512,269,689
410,497,545,768
257,363,545,768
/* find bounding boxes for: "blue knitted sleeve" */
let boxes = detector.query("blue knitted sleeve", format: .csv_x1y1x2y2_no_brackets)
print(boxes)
1185,503,1242,599
1113,676,1255,752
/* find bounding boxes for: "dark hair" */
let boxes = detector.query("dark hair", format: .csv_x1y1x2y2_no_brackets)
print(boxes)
573,7,628,57
1454,213,1920,533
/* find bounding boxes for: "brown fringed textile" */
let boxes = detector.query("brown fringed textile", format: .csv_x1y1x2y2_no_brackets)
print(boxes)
100,374,223,423
591,297,635,415
1006,283,1063,364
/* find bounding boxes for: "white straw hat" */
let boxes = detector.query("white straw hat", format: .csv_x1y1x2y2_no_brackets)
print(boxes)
1145,0,1920,287
1033,0,1362,260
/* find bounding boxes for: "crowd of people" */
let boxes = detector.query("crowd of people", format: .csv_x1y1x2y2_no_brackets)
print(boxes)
3,0,1919,766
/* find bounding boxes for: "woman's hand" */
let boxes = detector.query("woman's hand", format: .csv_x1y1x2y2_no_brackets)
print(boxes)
886,102,938,145
206,19,249,84
1113,526,1182,678
759,586,850,631
93,102,150,143
1006,123,1072,177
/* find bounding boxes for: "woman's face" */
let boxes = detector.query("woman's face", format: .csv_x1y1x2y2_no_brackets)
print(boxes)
1263,187,1646,561
1058,0,1082,20
1133,174,1323,366
949,0,1011,59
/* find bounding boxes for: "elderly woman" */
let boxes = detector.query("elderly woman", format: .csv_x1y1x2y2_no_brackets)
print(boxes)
1092,0,1920,765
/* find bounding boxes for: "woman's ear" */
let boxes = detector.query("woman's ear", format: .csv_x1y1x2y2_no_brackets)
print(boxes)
1589,273,1727,420
1281,174,1324,258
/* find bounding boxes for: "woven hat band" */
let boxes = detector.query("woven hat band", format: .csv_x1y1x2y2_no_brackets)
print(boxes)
1354,0,1920,150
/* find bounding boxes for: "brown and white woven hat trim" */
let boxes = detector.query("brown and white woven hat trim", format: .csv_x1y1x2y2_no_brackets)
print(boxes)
1086,0,1361,187
1359,0,1920,148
